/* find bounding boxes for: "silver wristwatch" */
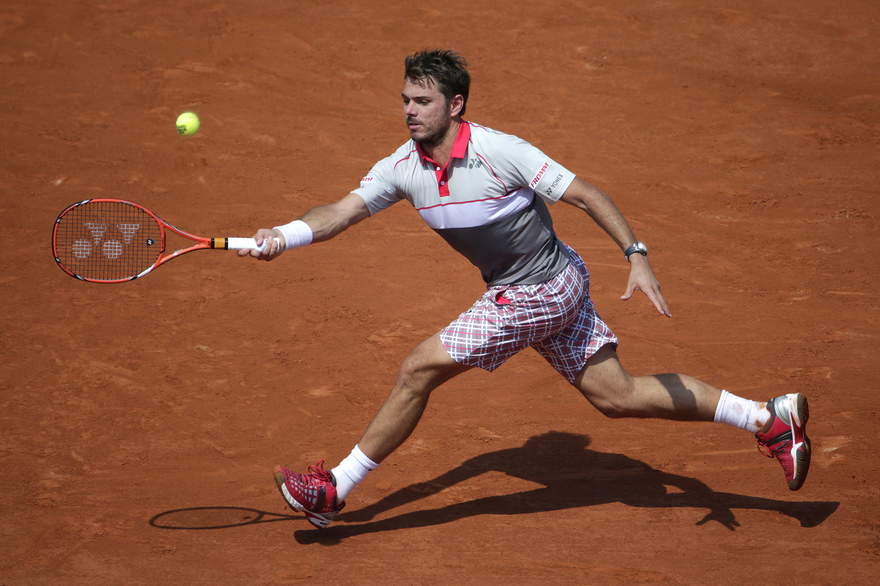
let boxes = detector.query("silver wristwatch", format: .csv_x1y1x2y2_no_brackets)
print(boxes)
624,241,648,261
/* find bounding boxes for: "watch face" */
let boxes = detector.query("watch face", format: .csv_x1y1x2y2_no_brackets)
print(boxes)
626,242,647,260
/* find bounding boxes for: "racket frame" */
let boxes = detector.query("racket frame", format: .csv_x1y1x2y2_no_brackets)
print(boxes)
53,198,260,283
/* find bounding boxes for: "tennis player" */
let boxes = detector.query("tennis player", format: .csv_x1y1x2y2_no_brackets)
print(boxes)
242,49,811,529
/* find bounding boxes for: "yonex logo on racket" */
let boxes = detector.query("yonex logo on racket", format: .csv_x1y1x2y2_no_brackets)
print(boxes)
72,222,143,260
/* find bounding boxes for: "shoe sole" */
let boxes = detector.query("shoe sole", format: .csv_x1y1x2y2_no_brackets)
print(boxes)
787,393,811,491
272,466,336,529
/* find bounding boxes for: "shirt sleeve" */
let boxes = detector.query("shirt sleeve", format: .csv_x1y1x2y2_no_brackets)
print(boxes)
494,133,576,205
351,155,402,216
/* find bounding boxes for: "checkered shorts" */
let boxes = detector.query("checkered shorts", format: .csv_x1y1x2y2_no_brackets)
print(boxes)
440,246,618,383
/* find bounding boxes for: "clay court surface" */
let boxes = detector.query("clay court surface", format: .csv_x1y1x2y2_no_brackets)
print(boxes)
2,0,879,583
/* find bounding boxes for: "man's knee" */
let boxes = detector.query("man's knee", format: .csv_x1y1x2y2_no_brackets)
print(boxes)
395,351,432,396
394,335,470,396
588,395,633,418
575,379,637,418
574,346,637,418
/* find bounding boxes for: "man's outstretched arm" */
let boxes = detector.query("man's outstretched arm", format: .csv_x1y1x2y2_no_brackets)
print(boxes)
239,192,371,261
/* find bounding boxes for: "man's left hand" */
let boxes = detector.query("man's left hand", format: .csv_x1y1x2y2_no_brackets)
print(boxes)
621,255,671,317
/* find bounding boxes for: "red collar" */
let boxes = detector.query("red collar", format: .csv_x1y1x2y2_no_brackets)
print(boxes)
416,121,471,166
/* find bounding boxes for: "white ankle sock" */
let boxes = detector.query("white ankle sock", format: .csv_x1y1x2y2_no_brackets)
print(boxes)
331,445,378,501
713,390,769,434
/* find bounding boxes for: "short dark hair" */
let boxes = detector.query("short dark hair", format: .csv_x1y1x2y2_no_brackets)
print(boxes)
404,49,470,117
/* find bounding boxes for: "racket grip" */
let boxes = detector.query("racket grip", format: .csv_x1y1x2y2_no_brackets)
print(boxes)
225,237,281,252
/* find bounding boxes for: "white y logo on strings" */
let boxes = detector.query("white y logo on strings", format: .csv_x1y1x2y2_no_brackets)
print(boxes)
72,222,141,259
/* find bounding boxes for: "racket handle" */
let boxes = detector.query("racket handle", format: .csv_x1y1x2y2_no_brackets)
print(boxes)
224,237,281,252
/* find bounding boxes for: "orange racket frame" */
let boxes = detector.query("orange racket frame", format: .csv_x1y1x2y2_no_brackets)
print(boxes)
52,199,266,283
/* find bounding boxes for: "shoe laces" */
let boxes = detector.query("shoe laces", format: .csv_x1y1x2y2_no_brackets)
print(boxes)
757,438,790,459
306,460,333,483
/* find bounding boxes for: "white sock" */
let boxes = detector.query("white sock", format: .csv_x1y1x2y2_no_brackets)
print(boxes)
713,390,770,434
331,445,378,502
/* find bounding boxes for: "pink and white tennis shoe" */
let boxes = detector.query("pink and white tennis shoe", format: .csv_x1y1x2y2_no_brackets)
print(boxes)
756,393,811,491
273,460,345,529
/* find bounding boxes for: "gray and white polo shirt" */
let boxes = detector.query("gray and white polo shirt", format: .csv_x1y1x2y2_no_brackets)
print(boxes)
353,121,577,286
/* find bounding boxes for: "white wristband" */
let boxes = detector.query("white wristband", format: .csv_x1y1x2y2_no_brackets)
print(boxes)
273,219,313,251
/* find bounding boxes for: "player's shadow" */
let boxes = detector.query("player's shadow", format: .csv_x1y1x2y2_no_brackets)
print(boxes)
293,431,838,545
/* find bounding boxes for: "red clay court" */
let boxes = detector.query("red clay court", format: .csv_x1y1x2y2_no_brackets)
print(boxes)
2,0,878,583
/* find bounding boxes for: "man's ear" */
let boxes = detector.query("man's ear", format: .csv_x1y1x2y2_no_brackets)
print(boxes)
449,94,465,118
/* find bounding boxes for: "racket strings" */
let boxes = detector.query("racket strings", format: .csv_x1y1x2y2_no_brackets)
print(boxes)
54,201,163,281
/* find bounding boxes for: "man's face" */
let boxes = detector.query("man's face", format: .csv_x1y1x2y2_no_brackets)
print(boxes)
402,77,456,148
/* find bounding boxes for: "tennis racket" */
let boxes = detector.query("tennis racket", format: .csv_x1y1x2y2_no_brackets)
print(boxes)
52,198,274,283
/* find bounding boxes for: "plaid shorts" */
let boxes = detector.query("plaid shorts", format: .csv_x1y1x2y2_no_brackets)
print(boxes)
440,247,618,383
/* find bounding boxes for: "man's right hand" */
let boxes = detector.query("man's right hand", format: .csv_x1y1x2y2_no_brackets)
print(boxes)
238,228,285,260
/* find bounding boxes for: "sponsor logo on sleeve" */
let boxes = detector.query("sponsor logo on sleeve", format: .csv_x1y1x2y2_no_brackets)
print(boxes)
546,173,565,196
529,162,551,189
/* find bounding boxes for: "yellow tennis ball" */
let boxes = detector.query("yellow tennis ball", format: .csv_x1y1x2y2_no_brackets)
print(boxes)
176,112,200,136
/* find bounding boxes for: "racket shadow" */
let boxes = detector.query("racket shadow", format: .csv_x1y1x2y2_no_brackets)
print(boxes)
150,506,298,530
